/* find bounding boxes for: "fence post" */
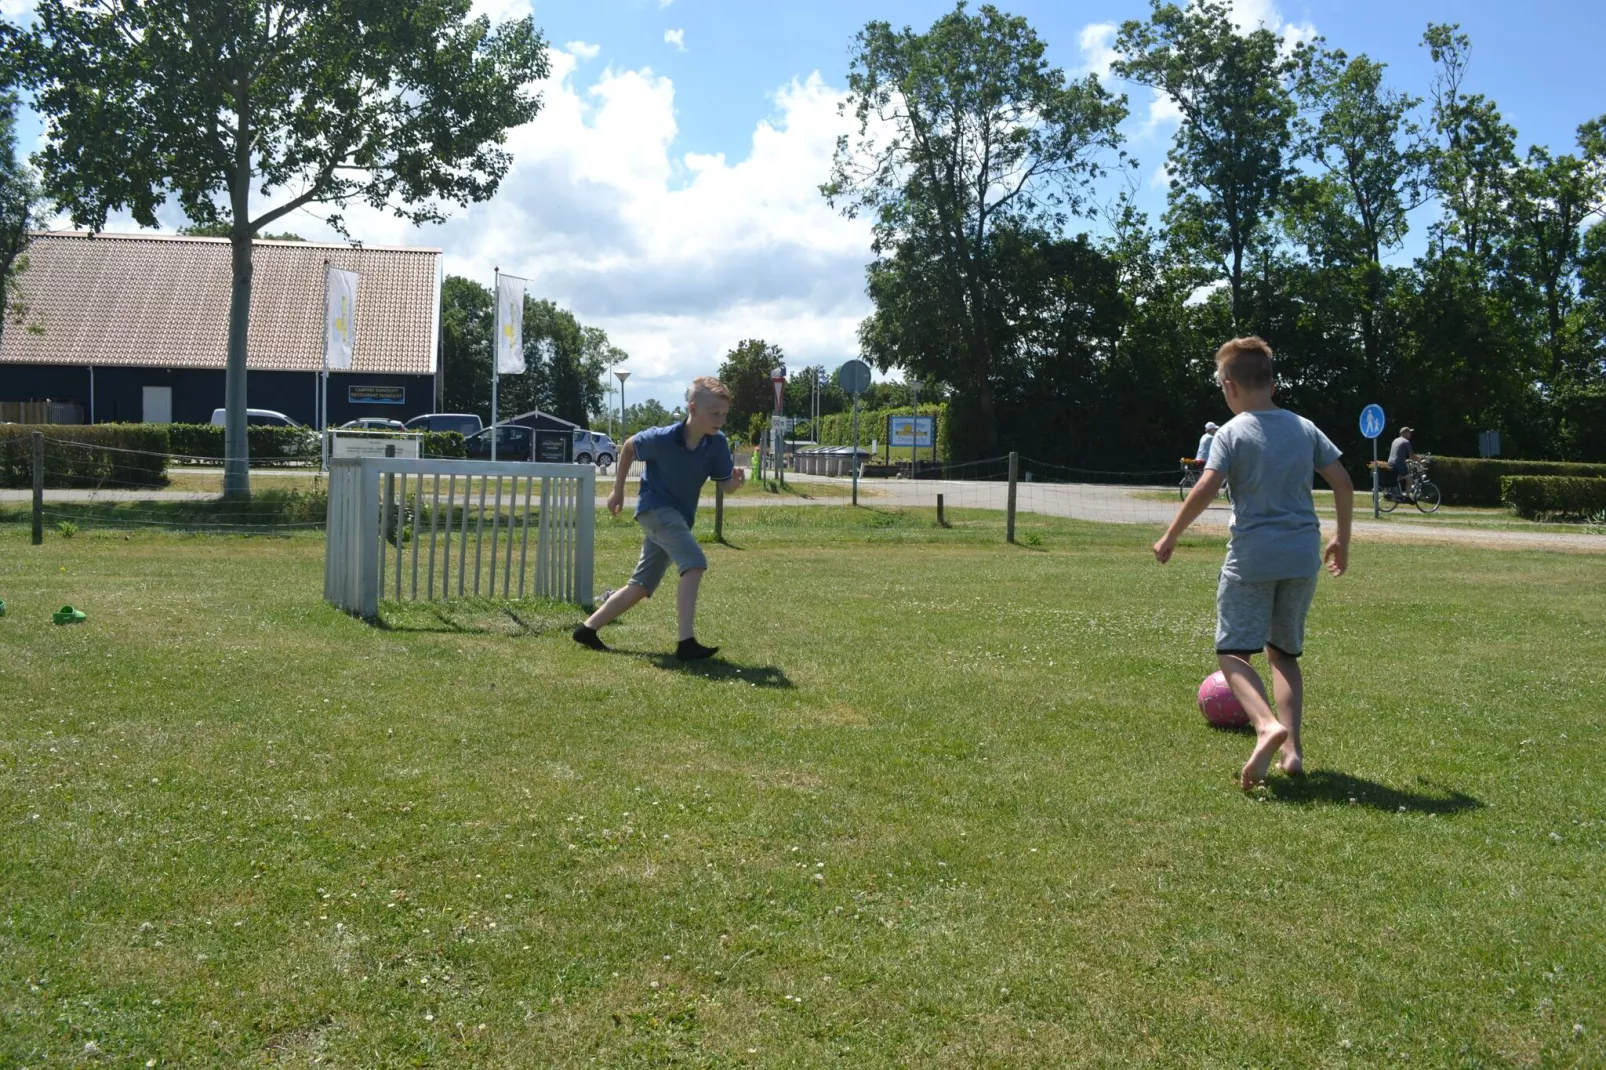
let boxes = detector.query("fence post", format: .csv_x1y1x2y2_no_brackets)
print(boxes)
32,430,44,545
715,482,724,541
937,493,945,526
1006,451,1018,544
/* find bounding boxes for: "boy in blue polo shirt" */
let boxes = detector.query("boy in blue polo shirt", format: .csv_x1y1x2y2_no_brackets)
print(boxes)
573,376,746,659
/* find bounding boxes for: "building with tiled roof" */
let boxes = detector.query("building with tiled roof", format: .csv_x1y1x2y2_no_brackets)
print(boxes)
0,231,441,426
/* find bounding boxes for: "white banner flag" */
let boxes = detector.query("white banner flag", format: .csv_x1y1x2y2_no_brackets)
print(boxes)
324,267,359,370
496,274,526,374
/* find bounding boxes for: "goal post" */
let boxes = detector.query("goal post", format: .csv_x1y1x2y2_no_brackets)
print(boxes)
325,456,595,618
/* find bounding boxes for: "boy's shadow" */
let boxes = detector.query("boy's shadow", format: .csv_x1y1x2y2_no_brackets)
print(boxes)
1267,769,1483,816
622,650,793,689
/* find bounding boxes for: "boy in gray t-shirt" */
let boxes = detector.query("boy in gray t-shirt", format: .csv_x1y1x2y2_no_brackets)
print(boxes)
1153,336,1354,790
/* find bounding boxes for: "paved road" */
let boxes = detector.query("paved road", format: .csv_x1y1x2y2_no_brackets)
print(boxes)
7,471,1602,552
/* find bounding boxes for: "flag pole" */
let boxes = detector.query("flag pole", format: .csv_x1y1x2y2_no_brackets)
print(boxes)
492,267,499,463
321,260,330,472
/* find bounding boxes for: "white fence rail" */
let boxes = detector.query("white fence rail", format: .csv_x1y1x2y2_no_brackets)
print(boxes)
325,457,595,618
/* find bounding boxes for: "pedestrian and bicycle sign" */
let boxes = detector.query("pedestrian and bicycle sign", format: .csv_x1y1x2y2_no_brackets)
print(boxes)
1359,403,1385,440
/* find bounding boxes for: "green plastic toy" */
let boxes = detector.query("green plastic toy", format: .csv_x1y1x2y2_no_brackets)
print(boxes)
52,605,86,625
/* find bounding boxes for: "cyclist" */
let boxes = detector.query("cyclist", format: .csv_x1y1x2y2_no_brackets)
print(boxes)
1195,421,1219,466
1387,426,1415,498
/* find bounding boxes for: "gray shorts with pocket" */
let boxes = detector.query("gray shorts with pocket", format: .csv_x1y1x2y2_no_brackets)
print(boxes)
628,506,708,595
1215,572,1319,657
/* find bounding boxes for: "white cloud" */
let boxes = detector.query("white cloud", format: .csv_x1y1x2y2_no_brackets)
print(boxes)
278,51,873,407
566,41,601,61
659,0,675,7
1148,161,1172,191
663,28,686,52
468,0,532,23
1076,22,1119,83
1,0,35,19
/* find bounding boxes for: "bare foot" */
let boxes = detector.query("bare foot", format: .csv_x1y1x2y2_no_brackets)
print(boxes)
1279,749,1304,777
1241,723,1290,790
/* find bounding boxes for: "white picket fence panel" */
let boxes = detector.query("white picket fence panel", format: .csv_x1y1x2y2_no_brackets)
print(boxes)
324,457,595,618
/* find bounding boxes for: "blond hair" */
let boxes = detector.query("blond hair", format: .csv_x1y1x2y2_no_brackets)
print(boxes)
686,376,733,404
1215,336,1275,391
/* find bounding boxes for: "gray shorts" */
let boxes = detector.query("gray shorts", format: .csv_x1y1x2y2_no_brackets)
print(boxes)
628,507,708,595
1215,572,1319,658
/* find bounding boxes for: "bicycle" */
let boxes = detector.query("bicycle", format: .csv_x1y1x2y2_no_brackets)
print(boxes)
1179,458,1231,503
1371,454,1441,514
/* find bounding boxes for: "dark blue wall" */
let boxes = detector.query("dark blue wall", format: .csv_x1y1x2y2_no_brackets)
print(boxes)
1,364,436,426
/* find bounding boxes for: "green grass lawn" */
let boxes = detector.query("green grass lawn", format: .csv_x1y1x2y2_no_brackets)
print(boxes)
1,507,1602,1067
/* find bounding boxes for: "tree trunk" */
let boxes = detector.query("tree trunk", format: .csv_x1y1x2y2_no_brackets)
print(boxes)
223,233,253,500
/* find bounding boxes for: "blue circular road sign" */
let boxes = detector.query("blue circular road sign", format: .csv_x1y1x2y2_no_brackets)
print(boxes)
836,359,872,396
1359,403,1386,440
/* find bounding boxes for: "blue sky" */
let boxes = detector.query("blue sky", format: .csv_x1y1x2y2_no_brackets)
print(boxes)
9,0,1604,409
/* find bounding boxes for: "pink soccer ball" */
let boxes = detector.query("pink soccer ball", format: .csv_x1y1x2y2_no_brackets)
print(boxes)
1197,671,1248,728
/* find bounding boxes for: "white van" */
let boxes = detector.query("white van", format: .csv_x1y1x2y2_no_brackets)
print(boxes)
210,408,302,427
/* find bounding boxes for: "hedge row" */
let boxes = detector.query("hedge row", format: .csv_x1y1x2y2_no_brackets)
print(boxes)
0,424,170,488
167,423,315,464
1500,476,1606,520
811,404,951,462
1414,456,1606,506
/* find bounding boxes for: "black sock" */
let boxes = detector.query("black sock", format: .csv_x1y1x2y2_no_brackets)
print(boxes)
676,637,718,661
572,624,607,651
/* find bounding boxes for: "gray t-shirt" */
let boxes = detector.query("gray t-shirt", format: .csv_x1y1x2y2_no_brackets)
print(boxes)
1205,408,1342,582
1388,436,1412,471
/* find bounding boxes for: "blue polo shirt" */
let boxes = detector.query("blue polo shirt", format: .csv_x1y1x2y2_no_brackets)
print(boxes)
633,422,734,525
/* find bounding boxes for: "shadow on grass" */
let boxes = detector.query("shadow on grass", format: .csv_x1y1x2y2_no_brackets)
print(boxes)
372,601,568,637
617,650,794,689
1267,770,1484,816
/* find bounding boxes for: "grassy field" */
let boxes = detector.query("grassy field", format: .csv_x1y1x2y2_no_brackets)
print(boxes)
1135,487,1604,536
1,506,1602,1067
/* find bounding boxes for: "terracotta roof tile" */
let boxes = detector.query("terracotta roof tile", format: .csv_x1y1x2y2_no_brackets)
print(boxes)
0,231,439,375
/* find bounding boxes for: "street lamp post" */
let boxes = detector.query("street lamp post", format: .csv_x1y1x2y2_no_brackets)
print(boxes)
909,378,921,474
615,370,630,440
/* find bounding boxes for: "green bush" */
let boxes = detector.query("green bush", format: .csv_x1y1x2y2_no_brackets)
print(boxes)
0,424,170,488
421,431,465,458
167,423,318,465
1423,456,1606,506
1500,476,1606,520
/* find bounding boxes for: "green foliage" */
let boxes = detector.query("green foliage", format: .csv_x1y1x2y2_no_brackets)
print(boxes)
1423,456,1606,506
1115,0,1307,323
438,277,619,426
54,519,76,538
0,423,169,488
0,90,43,344
1500,475,1606,520
420,431,466,459
814,404,950,461
177,222,305,241
717,339,787,437
826,4,1126,453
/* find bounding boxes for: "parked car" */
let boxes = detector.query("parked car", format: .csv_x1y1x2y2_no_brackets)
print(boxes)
573,429,618,466
404,412,482,437
209,407,302,427
339,417,406,431
463,423,533,461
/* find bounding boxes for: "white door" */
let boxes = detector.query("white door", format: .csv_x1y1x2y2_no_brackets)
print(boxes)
142,386,173,424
